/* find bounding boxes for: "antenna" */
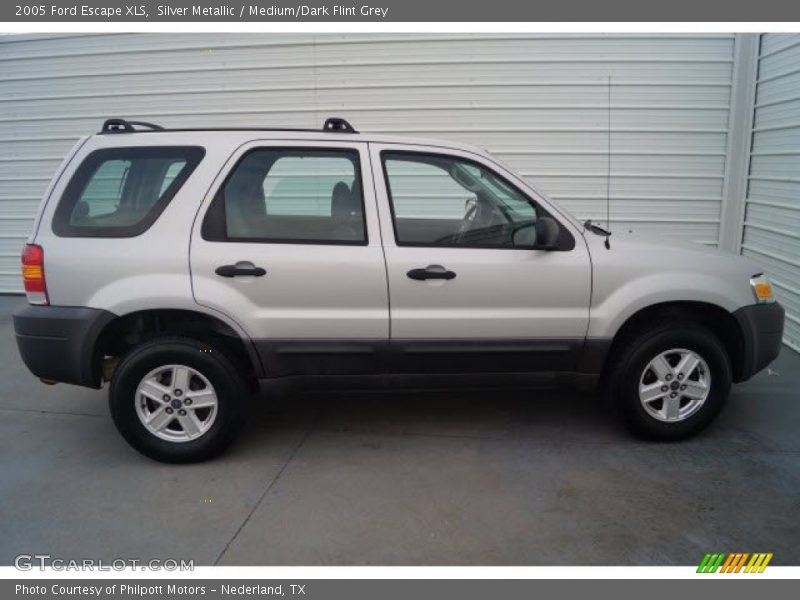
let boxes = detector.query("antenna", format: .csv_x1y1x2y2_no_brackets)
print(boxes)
604,75,612,250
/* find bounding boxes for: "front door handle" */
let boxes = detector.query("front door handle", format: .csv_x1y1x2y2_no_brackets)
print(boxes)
215,263,267,278
406,266,456,281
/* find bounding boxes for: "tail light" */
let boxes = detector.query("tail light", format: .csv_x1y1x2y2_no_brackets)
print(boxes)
22,243,48,305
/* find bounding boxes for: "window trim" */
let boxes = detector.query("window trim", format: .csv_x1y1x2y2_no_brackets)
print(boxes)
201,146,369,246
53,146,205,238
380,149,575,251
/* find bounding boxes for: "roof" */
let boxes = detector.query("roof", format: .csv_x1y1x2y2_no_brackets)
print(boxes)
93,117,491,158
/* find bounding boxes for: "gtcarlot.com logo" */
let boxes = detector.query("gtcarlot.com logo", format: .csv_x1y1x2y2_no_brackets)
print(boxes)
14,554,193,571
697,552,773,573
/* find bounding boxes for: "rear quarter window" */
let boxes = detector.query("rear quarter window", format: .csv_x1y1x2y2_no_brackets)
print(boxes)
52,146,205,237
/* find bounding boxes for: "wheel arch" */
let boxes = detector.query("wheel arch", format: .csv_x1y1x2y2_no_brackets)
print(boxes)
93,308,263,386
599,301,746,386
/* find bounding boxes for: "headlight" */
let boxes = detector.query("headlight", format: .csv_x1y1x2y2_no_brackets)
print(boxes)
750,274,775,303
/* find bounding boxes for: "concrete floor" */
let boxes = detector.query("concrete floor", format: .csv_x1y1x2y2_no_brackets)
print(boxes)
1,294,798,566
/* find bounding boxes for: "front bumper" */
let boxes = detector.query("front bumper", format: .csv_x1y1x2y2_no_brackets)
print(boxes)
13,305,115,388
732,302,785,382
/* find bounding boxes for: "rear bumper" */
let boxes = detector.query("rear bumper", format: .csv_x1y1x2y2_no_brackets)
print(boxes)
13,305,115,388
732,302,785,382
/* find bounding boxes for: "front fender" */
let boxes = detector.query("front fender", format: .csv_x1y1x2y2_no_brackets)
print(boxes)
588,271,750,340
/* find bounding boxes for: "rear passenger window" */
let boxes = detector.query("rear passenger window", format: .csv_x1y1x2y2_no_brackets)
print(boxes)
202,148,366,244
53,146,204,237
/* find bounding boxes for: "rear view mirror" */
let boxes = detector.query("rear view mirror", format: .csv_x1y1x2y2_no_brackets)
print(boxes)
534,216,560,250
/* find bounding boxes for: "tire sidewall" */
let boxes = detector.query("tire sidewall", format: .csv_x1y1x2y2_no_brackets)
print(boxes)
614,326,731,439
109,339,247,463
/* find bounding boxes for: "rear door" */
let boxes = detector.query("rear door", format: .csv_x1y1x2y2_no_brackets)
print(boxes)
369,143,591,373
190,140,389,376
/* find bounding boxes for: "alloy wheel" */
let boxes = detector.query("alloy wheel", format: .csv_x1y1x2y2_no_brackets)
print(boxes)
134,364,218,442
638,348,711,422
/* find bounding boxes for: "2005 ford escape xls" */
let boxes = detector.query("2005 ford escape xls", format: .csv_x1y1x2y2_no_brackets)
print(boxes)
13,118,785,462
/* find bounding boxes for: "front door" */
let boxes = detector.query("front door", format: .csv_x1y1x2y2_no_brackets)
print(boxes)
369,144,591,373
191,140,389,376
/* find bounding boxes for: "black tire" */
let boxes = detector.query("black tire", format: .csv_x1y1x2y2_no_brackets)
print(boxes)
607,321,732,440
109,336,248,463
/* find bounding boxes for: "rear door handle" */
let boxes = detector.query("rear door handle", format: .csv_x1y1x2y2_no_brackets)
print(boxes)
406,267,456,281
215,263,267,278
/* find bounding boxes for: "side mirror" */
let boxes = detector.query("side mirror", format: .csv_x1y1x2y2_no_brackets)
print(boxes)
533,216,560,250
511,221,536,248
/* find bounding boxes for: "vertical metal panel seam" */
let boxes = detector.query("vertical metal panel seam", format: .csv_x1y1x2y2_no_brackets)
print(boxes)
719,33,760,253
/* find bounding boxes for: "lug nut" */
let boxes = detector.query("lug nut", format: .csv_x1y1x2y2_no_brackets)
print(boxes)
165,407,174,414
665,374,673,381
178,409,187,416
680,384,687,390
162,394,170,402
670,392,677,398
184,398,192,406
677,373,684,380
174,389,183,397
661,386,668,392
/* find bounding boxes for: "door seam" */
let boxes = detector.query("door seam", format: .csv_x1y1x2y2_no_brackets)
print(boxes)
367,141,393,341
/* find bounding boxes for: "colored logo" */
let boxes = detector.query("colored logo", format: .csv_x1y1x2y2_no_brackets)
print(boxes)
697,553,773,573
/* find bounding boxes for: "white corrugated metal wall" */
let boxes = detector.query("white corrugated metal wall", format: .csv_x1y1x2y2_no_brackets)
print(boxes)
0,33,736,289
1,32,795,351
743,34,800,352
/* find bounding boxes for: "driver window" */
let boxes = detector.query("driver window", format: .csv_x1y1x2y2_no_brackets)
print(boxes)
382,151,537,248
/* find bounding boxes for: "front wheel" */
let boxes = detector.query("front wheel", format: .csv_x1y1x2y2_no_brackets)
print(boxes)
607,322,732,440
109,337,248,463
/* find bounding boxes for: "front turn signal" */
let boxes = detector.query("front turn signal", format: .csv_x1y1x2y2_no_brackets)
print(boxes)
750,274,775,304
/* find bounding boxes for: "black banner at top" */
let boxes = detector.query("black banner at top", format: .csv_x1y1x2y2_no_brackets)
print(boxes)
4,0,800,22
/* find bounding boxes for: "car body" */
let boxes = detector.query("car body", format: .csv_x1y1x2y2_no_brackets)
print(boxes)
13,118,785,462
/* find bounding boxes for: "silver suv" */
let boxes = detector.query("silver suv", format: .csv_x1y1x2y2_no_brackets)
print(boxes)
13,118,785,463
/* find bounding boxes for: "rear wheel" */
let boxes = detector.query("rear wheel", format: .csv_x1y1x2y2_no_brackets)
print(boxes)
109,337,248,463
607,322,731,440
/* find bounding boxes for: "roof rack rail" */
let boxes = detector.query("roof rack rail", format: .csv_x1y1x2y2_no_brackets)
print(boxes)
101,118,164,133
323,117,357,133
98,117,358,134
